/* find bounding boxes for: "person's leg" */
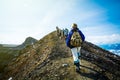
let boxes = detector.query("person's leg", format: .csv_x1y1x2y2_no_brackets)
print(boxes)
71,48,79,62
71,48,80,72
77,47,81,60
77,47,81,58
77,47,81,68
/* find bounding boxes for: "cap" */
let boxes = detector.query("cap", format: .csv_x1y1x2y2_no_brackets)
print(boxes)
71,23,77,29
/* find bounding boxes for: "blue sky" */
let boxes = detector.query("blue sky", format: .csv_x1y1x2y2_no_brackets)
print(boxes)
0,0,120,44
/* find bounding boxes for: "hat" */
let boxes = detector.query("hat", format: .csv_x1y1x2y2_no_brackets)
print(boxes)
71,23,77,29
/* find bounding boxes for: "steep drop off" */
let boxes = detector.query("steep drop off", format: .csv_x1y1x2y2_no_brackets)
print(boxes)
2,31,120,80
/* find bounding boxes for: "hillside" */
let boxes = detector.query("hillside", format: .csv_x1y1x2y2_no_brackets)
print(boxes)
15,37,38,50
2,31,120,80
0,37,38,79
0,45,19,74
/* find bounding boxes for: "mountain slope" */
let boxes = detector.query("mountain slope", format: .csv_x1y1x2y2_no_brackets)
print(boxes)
15,37,38,50
0,37,37,76
0,45,19,74
2,31,120,80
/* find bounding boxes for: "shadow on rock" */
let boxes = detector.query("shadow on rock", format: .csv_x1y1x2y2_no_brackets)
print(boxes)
78,65,109,80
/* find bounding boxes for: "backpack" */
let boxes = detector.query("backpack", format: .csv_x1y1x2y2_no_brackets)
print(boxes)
70,31,82,47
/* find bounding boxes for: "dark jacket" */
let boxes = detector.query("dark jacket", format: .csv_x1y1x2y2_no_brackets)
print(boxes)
65,28,85,48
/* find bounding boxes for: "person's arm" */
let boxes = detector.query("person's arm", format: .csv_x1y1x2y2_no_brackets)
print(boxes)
65,30,74,48
78,30,85,41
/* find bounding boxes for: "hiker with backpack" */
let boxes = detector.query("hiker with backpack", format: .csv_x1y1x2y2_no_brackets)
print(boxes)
56,26,69,39
63,28,69,39
65,23,85,72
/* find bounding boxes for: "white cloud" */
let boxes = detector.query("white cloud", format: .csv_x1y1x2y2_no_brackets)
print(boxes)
0,0,75,44
87,34,120,44
0,0,119,44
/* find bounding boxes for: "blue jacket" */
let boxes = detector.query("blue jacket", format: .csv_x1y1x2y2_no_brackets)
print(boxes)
65,28,85,49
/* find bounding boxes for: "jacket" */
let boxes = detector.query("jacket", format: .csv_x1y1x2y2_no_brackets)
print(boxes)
65,28,85,49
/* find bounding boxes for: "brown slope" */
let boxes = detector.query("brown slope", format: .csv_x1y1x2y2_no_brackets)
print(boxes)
2,31,120,80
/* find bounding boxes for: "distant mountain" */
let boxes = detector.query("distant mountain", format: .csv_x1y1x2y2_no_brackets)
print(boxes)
15,37,38,50
2,31,120,80
99,43,120,55
1,44,18,47
0,44,3,47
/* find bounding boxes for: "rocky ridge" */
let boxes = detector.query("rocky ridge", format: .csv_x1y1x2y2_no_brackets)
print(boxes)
15,37,38,50
2,31,120,80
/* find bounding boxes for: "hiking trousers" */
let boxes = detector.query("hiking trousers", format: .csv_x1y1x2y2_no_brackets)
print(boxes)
71,47,81,64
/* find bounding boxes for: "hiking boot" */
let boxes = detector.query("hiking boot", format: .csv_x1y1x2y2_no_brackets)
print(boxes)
76,67,80,73
78,56,81,59
74,62,80,72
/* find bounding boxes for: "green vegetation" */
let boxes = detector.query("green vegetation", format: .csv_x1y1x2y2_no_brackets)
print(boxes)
0,46,19,73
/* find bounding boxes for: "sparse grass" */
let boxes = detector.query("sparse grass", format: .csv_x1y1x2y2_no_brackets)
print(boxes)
0,46,19,73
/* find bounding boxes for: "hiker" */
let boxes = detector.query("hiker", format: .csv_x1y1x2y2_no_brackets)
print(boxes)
65,23,85,72
56,26,69,40
63,28,69,39
56,26,61,37
56,26,64,39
